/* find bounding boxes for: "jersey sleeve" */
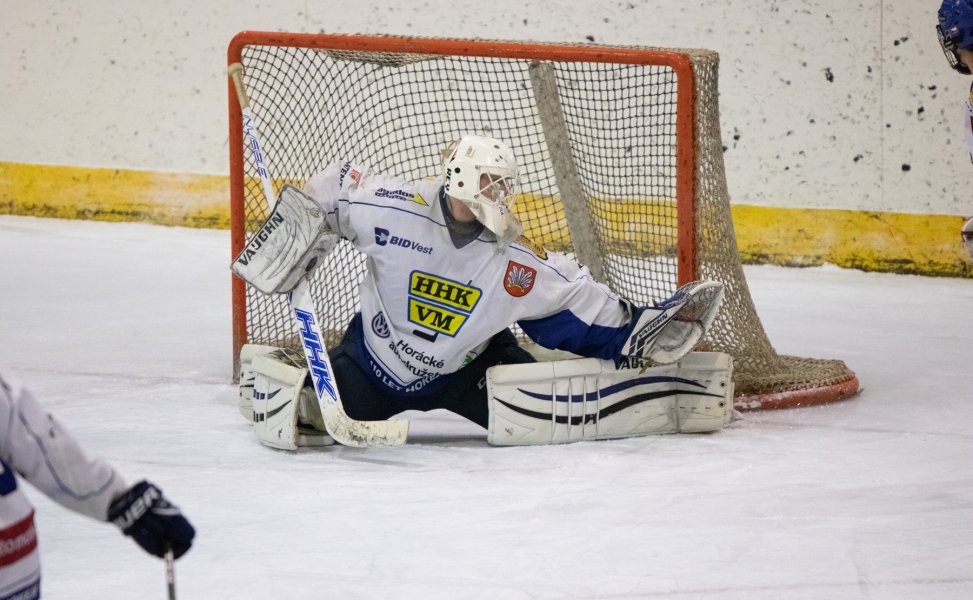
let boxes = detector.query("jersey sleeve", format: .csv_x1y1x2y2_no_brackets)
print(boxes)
304,161,429,251
515,250,633,360
0,368,128,522
303,160,369,244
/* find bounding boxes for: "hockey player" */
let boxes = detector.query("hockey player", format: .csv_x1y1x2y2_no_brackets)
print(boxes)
937,0,973,259
0,366,195,598
233,134,734,447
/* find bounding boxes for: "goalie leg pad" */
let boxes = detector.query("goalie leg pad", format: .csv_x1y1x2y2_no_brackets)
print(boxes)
231,185,339,295
250,347,334,450
238,343,283,422
487,352,734,446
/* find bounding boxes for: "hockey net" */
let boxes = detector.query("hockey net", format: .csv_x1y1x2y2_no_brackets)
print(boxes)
227,32,859,410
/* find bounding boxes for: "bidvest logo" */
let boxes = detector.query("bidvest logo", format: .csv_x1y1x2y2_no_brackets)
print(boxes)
374,228,433,255
407,271,481,337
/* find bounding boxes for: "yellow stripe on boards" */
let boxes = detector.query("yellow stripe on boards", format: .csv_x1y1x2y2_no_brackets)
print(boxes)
0,162,230,229
1,162,970,277
731,205,973,278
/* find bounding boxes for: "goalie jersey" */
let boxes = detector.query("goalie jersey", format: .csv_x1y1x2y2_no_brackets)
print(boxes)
304,161,635,396
0,367,127,598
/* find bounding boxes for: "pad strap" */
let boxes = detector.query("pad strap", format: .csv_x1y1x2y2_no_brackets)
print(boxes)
487,352,734,446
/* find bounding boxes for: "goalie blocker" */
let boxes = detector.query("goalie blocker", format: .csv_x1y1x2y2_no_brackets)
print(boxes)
487,352,735,446
231,185,339,295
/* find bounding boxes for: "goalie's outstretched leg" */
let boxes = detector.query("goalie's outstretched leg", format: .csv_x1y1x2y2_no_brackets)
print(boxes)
487,352,735,446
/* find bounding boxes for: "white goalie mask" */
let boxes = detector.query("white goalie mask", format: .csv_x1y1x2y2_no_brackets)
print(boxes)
441,134,523,245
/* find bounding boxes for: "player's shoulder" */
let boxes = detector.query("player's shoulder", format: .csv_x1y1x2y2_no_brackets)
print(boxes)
508,234,550,262
0,366,23,399
348,167,437,210
507,236,594,281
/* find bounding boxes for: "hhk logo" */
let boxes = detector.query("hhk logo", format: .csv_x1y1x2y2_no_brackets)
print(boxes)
504,261,536,297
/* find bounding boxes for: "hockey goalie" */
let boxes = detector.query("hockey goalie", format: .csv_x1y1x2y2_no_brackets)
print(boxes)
231,134,735,449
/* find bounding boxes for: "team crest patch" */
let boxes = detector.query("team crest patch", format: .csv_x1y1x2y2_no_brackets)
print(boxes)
504,261,536,297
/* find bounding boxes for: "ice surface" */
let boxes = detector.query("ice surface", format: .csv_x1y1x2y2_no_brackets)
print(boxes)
1,215,971,599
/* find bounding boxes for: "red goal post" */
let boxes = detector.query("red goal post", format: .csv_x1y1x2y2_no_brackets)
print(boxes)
227,31,859,410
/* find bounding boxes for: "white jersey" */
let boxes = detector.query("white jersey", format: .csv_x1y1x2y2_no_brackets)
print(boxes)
965,80,973,164
0,367,127,598
305,161,633,396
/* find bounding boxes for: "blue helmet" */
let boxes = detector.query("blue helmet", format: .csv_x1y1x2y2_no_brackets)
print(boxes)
938,0,973,73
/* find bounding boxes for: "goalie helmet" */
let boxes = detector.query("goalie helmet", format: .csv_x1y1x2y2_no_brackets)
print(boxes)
938,0,973,74
441,134,523,245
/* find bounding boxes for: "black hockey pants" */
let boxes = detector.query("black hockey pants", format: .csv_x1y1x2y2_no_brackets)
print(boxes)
328,315,535,429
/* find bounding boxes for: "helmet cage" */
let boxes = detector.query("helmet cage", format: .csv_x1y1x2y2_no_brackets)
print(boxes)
442,135,523,244
938,23,972,74
938,0,973,74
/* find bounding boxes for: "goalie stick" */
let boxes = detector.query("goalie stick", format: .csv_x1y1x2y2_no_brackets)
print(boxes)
228,62,408,447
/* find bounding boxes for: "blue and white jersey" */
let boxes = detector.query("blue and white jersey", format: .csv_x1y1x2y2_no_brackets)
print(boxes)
0,367,127,598
304,161,634,396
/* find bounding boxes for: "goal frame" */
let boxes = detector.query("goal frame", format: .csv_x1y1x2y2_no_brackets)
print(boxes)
226,31,860,411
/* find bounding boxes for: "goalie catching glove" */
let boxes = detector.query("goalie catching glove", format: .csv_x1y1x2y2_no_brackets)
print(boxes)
231,185,339,294
621,281,724,364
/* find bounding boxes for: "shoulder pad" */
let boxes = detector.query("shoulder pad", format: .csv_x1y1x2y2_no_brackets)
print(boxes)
514,234,548,260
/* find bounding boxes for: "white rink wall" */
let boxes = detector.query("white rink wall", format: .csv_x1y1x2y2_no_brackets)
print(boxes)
0,0,967,215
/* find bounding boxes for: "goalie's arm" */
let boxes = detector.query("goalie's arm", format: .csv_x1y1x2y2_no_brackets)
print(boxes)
229,62,407,448
231,185,339,294
230,158,380,294
514,252,724,365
